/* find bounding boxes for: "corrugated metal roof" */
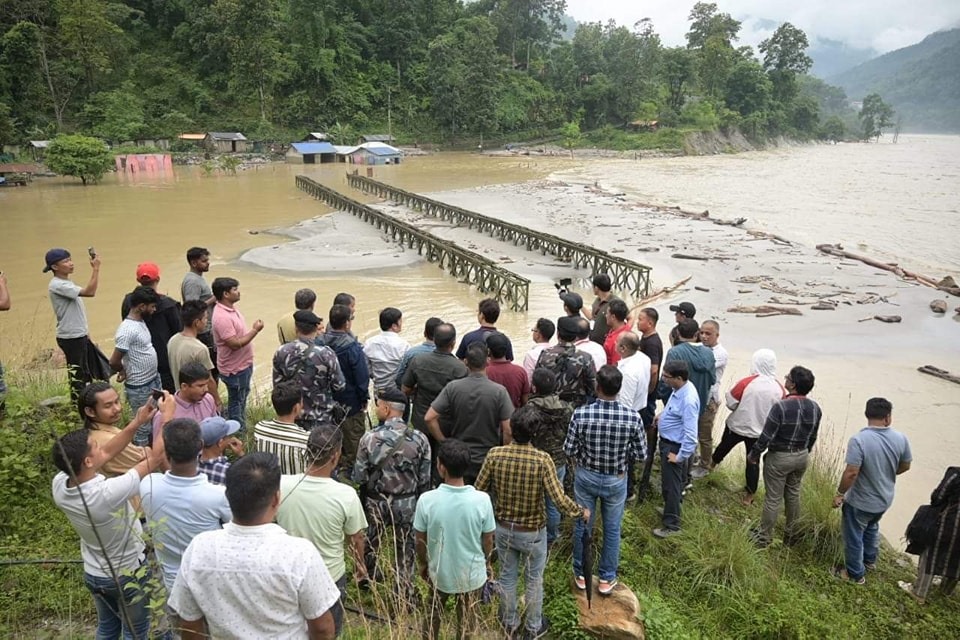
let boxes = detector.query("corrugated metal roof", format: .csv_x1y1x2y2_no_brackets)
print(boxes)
359,142,401,156
207,132,247,141
30,140,49,148
334,145,359,155
179,133,206,140
307,132,329,140
0,163,40,173
290,142,336,154
361,134,394,142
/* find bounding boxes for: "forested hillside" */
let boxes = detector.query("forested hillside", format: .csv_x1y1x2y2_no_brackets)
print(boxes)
829,29,960,132
0,1,860,146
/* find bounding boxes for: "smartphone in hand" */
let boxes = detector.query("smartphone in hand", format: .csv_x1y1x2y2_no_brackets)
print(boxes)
88,246,97,259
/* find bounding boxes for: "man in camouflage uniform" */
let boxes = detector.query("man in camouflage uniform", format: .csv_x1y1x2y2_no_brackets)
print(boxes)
353,387,431,608
272,310,345,430
527,368,576,545
535,316,597,409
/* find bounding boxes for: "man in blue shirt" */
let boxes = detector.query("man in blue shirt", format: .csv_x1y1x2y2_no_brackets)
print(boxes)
653,360,699,538
832,397,911,584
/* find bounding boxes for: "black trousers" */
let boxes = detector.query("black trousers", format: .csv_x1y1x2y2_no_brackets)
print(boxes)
197,330,219,381
57,336,105,402
711,426,760,494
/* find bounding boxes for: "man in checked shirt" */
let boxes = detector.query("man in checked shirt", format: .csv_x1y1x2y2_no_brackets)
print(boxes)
747,365,822,548
564,365,646,597
476,404,589,639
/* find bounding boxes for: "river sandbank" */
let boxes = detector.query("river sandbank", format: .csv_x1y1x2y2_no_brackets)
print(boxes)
241,171,959,545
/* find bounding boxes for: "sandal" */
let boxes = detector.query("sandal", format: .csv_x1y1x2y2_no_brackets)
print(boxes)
574,575,586,591
898,581,925,604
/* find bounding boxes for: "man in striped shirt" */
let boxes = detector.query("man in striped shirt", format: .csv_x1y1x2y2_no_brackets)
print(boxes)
748,365,822,548
254,381,310,475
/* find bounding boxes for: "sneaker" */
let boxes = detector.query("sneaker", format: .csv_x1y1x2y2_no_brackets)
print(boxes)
575,575,586,590
684,481,694,491
830,566,865,585
524,616,550,640
749,528,770,549
690,467,709,479
864,562,876,571
652,527,680,539
625,492,637,503
598,579,619,595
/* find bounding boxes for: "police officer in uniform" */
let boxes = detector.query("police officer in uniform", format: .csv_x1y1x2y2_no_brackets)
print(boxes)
353,387,431,608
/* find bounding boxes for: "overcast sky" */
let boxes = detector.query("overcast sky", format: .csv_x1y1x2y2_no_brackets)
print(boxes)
563,1,960,53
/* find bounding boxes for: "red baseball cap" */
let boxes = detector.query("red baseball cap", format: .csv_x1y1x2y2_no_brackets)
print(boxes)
136,262,161,283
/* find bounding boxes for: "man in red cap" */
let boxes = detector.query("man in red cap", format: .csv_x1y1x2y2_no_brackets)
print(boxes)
121,262,183,392
44,247,104,401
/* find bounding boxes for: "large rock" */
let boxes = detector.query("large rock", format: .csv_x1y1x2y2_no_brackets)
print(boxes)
930,299,948,313
572,578,645,640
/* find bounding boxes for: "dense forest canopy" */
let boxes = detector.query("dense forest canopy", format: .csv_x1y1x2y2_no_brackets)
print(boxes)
0,1,871,145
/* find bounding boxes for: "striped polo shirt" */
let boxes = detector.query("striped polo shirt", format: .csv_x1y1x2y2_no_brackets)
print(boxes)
253,419,310,475
114,318,158,387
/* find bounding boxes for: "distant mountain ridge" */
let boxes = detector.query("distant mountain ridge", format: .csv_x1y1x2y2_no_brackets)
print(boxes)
828,28,960,132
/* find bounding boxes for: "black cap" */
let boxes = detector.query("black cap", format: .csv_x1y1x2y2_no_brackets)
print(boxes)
669,302,696,318
293,310,323,325
557,315,580,336
561,292,583,312
378,387,408,406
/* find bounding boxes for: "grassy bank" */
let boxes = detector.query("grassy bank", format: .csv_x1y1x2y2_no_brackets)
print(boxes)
1,372,956,638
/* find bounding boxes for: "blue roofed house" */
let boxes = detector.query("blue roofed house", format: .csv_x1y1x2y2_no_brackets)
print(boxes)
335,141,401,165
285,141,337,164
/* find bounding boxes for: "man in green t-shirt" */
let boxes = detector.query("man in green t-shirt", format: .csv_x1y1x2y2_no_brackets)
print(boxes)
415,439,495,640
277,425,367,637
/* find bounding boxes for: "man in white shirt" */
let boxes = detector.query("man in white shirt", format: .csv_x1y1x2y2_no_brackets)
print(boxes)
522,318,554,383
364,307,410,393
573,317,607,372
51,393,171,639
691,320,728,479
615,332,652,413
169,452,339,640
140,418,232,592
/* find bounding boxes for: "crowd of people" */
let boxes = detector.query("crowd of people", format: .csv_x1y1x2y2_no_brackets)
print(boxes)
27,246,959,639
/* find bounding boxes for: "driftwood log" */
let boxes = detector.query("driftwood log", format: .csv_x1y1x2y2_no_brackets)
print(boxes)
748,230,793,246
727,305,803,317
817,244,959,296
874,315,902,323
629,276,692,313
672,253,709,261
918,365,960,386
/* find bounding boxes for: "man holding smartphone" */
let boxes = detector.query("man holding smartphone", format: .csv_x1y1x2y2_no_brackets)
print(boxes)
110,286,161,444
44,247,103,402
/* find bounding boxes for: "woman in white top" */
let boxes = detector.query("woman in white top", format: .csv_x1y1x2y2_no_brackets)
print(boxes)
710,349,785,505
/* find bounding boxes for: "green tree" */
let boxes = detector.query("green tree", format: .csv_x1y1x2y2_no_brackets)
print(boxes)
859,93,894,141
821,115,845,143
561,118,580,155
759,22,812,104
724,59,771,116
685,2,740,50
661,46,696,115
81,84,145,142
45,134,112,185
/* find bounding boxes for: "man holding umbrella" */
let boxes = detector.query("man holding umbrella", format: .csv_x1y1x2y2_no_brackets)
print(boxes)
476,404,589,639
564,365,646,596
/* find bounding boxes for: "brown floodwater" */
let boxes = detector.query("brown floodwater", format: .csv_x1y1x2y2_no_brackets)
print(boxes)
0,154,569,376
1,144,957,545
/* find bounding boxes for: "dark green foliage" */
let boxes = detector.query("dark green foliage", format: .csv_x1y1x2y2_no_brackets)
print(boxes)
45,133,113,184
0,1,862,146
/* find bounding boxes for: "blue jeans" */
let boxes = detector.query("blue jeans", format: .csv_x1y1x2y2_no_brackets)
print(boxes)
496,524,548,634
572,467,627,582
842,502,884,580
545,464,566,544
83,571,151,640
126,374,162,446
221,366,252,426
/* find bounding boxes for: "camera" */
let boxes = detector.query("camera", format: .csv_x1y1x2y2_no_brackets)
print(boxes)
554,277,573,296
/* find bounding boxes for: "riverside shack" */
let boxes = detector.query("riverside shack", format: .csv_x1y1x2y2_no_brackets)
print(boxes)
204,132,250,153
285,141,337,164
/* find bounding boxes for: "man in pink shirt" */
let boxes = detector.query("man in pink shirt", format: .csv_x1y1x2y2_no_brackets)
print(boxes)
151,361,219,443
211,277,263,426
